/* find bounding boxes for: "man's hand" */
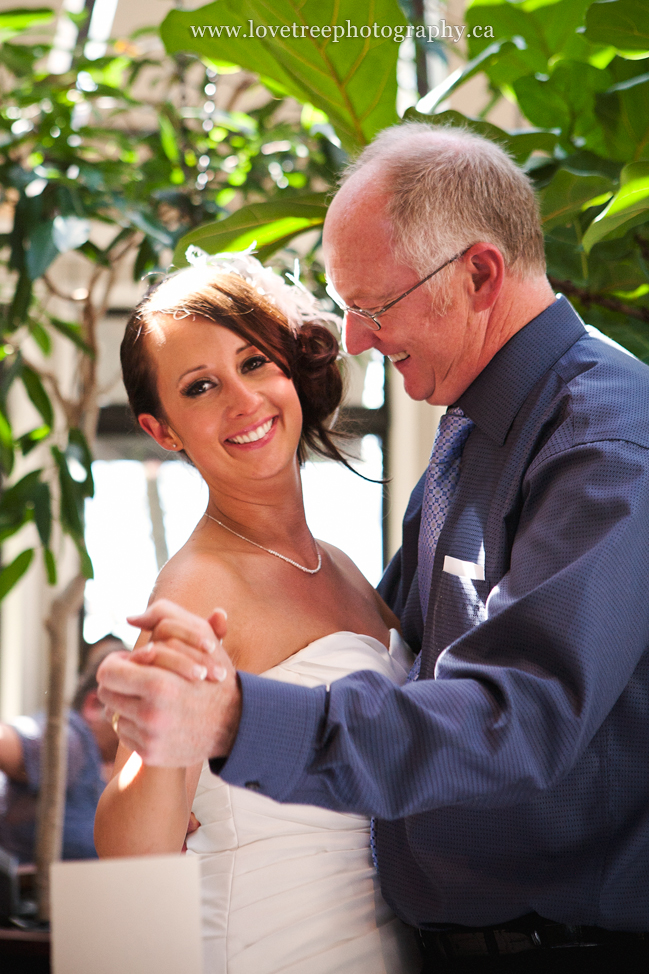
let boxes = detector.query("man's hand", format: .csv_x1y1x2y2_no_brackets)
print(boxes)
97,600,241,767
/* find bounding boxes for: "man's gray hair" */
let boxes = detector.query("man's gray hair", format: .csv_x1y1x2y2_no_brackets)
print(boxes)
340,123,546,285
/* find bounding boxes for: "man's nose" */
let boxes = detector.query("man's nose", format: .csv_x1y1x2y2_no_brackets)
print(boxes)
343,312,377,356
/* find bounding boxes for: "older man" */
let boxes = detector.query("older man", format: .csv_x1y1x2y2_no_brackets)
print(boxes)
99,124,649,971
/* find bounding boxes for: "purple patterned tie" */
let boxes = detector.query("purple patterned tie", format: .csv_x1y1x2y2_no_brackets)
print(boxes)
410,407,475,681
371,407,474,868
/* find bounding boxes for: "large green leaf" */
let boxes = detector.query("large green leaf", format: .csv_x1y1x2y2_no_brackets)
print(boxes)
585,0,649,53
0,7,53,44
173,194,328,266
583,161,649,250
596,72,649,161
161,0,407,152
540,168,615,230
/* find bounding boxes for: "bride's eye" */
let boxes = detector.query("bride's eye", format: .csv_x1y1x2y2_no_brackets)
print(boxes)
241,354,270,373
182,378,215,398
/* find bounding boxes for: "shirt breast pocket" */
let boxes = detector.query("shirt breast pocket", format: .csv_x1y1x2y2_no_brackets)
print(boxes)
432,564,490,652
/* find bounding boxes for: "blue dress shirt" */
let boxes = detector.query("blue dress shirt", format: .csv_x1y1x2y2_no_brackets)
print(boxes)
220,297,649,932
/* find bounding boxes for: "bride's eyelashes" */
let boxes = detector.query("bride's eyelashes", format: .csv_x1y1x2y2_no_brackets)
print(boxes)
181,355,273,398
183,378,216,398
241,353,272,373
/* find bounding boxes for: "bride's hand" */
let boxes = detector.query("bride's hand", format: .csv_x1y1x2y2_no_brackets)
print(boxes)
128,600,229,683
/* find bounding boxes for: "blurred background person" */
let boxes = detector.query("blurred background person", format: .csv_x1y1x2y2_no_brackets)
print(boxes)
0,637,122,863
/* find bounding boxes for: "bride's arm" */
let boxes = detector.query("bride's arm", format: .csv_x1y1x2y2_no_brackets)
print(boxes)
94,744,201,858
94,629,204,858
95,558,232,858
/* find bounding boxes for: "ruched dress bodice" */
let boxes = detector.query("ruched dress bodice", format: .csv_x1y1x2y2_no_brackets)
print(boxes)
186,630,420,973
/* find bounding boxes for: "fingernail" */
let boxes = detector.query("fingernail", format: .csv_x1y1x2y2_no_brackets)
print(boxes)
201,639,218,654
212,666,227,682
214,608,227,620
193,665,208,681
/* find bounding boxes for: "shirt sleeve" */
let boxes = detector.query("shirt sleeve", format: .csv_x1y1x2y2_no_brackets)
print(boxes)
222,438,649,818
17,715,87,794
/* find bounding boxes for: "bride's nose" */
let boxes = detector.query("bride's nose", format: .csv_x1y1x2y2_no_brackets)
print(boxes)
225,375,264,416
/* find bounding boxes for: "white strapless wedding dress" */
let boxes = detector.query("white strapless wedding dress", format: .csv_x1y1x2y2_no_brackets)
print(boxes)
186,630,421,974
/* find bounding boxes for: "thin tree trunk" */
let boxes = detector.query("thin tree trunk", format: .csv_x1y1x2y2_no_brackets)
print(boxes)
35,571,86,921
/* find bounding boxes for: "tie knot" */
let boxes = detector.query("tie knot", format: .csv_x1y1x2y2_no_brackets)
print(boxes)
432,408,475,466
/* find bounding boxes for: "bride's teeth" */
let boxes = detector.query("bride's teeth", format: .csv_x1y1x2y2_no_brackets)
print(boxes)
229,418,273,444
388,352,409,363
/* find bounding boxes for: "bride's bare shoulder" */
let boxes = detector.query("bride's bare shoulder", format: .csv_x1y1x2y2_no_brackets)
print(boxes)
149,541,241,619
320,541,400,631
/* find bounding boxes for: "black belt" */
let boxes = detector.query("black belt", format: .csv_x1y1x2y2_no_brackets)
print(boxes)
417,913,648,961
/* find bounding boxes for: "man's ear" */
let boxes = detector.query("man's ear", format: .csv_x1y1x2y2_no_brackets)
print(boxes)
465,244,505,312
138,413,181,452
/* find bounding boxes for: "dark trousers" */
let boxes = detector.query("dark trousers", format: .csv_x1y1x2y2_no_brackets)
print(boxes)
418,924,649,974
421,942,649,974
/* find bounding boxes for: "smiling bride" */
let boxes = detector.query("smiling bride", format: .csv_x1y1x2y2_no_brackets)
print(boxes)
93,256,420,974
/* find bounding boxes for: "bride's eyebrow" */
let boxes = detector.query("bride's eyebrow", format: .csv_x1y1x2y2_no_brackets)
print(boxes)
178,365,207,383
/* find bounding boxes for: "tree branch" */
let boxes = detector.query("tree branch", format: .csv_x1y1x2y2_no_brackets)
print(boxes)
42,273,75,303
549,277,649,324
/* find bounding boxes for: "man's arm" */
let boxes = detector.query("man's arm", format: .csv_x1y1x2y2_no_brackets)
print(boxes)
0,724,27,782
219,438,649,817
96,440,649,818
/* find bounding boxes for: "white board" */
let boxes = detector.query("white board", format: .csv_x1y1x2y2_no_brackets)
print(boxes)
51,854,202,974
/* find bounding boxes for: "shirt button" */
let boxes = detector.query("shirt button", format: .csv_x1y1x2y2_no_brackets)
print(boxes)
245,780,261,791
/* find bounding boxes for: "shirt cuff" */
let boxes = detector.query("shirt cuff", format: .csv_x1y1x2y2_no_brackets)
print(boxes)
218,671,327,801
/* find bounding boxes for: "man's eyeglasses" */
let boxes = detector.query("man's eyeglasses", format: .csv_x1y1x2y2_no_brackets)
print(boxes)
326,246,472,331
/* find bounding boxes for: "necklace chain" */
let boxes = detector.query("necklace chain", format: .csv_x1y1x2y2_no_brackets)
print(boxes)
203,512,322,575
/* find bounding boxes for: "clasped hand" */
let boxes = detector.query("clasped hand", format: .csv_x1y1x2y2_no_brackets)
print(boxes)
97,600,242,767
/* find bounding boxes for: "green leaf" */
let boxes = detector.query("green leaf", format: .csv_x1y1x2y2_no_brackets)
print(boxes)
67,428,94,498
32,481,51,547
540,168,615,230
0,409,14,475
595,72,649,162
134,236,159,281
43,547,56,585
28,319,52,356
17,425,50,456
159,112,180,163
585,0,649,53
0,548,34,601
21,366,54,428
583,161,649,250
51,445,84,539
415,40,508,114
47,316,94,356
173,193,328,266
8,271,33,328
0,7,53,44
26,222,58,281
77,545,93,580
161,0,407,152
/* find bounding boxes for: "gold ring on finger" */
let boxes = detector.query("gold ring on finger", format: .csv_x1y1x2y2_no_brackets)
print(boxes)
111,712,120,734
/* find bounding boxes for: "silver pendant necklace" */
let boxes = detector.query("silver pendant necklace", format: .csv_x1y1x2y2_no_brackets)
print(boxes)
203,511,322,575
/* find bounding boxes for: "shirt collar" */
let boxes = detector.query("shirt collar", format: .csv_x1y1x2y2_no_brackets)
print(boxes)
456,295,586,447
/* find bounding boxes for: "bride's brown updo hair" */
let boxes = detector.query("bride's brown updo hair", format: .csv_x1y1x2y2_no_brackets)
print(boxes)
120,265,346,465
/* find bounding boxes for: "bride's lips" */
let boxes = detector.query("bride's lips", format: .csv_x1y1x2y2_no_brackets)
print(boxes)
224,416,278,450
